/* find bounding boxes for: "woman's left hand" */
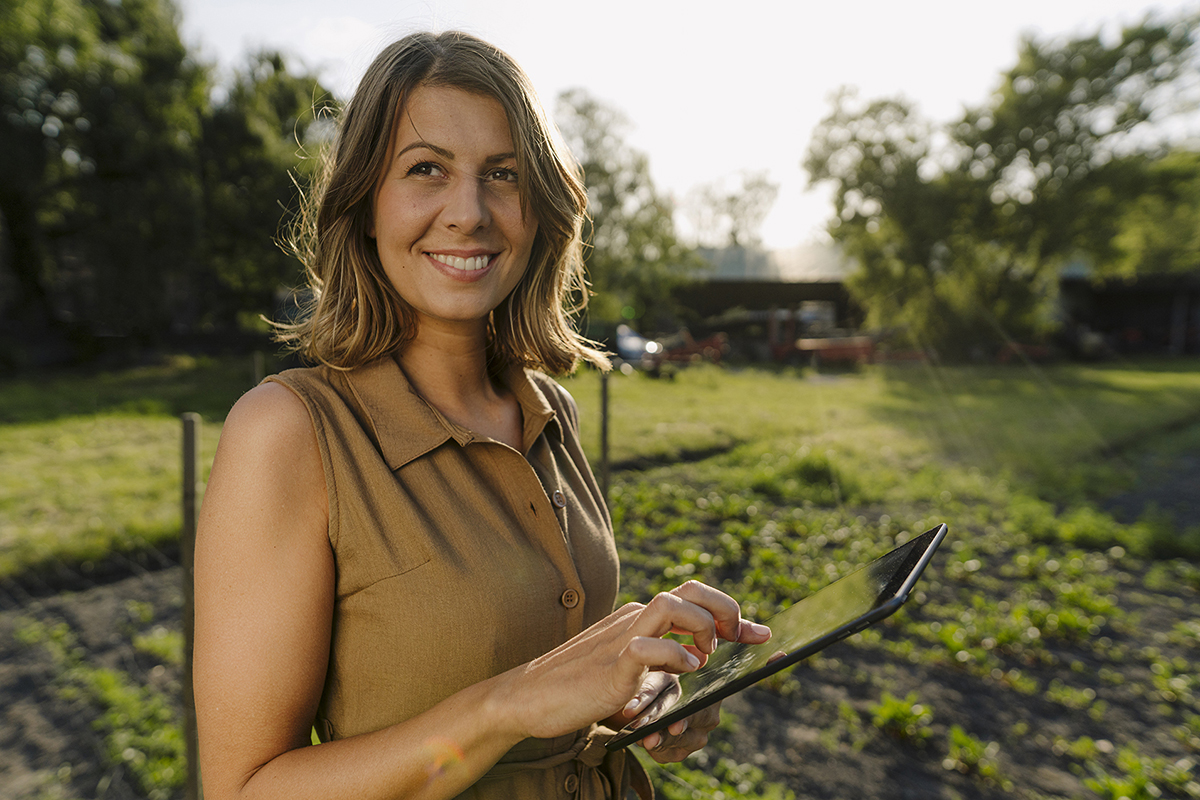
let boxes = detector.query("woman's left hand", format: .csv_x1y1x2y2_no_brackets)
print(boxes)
607,671,721,764
636,701,722,763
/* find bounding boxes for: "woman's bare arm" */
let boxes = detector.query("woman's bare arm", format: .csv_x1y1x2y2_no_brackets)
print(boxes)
193,384,526,800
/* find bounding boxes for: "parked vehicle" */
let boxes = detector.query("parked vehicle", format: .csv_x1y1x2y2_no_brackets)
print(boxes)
612,325,728,376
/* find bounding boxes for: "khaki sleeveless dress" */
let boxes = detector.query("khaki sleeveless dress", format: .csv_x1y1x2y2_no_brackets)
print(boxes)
267,356,650,799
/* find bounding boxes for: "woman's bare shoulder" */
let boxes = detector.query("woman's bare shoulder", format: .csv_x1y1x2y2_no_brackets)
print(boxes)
205,381,327,525
219,381,316,455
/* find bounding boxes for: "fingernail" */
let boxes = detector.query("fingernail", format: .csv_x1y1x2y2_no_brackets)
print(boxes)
748,622,771,637
685,652,700,669
625,696,644,714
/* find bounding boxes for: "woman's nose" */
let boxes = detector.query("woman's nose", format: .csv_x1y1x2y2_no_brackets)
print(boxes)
442,176,491,233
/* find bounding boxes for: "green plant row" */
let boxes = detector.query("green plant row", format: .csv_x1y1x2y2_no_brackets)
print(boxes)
16,618,186,800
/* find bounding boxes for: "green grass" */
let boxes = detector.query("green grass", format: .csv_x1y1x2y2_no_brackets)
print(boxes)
0,355,266,579
0,353,274,426
0,415,218,577
4,357,1199,583
562,359,1200,506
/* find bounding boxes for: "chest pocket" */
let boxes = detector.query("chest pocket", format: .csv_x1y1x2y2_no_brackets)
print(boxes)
328,453,434,597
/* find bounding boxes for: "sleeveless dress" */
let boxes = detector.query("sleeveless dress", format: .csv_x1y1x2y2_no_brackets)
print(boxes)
266,356,650,800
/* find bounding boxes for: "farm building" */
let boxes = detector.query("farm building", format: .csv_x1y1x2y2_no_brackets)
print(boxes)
1060,268,1200,356
673,244,864,362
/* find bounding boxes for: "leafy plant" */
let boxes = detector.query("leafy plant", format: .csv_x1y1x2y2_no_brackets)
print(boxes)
943,725,1010,789
133,626,184,667
649,752,796,800
1084,744,1199,800
869,691,933,745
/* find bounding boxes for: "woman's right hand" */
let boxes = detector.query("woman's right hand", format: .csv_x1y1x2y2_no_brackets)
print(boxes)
494,580,771,742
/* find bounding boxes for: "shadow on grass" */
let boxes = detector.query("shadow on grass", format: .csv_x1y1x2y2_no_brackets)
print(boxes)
0,528,180,607
610,441,746,473
0,353,290,425
867,358,1200,486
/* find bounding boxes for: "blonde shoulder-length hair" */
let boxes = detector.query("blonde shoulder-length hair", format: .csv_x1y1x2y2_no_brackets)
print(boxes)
279,31,609,375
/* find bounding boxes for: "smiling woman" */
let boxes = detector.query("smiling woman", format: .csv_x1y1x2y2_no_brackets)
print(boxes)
276,33,600,377
191,30,770,800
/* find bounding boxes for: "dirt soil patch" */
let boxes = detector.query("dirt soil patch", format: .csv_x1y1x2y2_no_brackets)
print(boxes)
0,567,186,800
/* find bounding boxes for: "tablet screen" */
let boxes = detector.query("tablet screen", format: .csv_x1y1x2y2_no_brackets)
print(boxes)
607,523,946,750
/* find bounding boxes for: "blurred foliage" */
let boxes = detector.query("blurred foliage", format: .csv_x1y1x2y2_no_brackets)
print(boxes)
18,617,186,799
198,50,335,328
0,0,206,345
556,88,700,332
805,11,1200,359
685,169,780,249
1109,149,1200,277
0,0,332,367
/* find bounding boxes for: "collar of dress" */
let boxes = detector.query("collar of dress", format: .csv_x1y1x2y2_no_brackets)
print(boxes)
340,355,561,470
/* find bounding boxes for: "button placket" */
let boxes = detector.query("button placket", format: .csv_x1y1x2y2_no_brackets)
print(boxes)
523,441,588,629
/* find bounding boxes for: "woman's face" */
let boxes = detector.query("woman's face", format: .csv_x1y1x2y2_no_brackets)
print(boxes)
371,84,538,333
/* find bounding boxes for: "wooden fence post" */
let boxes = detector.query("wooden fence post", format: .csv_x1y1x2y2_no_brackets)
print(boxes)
181,413,203,800
600,371,610,502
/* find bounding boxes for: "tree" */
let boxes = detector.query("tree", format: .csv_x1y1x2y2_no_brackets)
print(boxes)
199,50,335,330
0,0,209,355
804,12,1200,358
555,88,697,331
0,0,335,366
955,13,1198,267
803,90,1028,354
686,170,779,249
0,0,108,346
1107,150,1200,278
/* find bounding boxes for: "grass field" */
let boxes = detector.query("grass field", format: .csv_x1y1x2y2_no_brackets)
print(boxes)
0,354,268,580
561,360,1200,503
6,356,1200,581
4,354,1200,799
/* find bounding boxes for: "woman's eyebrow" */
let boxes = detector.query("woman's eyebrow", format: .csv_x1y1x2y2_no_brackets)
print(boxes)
394,141,516,165
395,140,455,161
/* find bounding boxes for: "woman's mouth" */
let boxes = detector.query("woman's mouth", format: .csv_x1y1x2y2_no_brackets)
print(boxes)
427,253,491,272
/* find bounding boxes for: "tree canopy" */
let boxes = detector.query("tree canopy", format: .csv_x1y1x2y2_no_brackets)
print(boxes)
805,11,1200,358
555,88,697,332
198,50,335,331
0,5,695,367
0,0,331,367
685,170,780,249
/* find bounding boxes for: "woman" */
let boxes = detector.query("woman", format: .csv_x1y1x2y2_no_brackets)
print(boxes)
193,31,770,800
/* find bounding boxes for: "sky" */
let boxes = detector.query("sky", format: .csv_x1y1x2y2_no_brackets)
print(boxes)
176,0,1199,251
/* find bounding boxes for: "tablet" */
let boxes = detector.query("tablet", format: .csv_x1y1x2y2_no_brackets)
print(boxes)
606,523,948,751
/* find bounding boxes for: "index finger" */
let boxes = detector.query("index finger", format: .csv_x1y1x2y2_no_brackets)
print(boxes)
669,581,770,648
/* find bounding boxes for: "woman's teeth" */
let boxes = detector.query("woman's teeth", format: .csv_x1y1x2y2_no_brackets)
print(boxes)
430,253,489,271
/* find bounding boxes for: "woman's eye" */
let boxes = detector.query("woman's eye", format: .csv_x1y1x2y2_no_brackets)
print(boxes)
486,167,518,182
407,162,444,177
